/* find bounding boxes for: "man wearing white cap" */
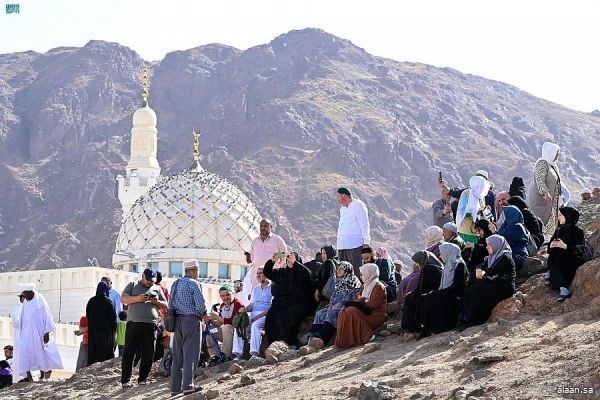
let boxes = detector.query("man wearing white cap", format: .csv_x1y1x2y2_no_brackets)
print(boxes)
18,283,63,381
10,286,25,383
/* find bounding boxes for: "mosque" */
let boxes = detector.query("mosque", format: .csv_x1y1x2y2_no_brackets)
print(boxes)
0,67,263,371
112,67,261,281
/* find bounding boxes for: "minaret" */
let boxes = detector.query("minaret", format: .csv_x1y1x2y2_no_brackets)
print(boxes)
116,64,161,217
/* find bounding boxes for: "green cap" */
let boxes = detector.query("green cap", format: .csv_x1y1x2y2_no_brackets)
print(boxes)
219,284,234,293
337,187,352,196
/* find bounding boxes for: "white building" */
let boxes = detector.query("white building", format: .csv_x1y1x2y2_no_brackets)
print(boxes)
112,68,261,281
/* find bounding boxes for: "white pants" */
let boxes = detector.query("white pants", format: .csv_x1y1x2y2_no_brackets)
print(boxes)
249,315,266,354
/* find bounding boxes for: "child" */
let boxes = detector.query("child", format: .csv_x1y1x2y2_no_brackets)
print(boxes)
117,311,127,357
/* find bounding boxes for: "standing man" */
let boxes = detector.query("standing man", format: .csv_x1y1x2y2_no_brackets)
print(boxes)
432,187,454,228
169,259,206,396
120,269,167,388
101,276,122,320
250,218,287,286
10,287,24,383
18,283,63,381
336,187,371,277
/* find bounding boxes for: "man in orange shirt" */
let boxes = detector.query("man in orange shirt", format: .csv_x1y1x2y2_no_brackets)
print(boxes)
75,315,88,372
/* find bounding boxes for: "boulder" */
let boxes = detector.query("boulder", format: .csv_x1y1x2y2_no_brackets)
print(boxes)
489,292,524,322
228,363,243,375
298,345,316,355
278,349,300,362
264,341,288,361
240,375,256,386
362,342,381,354
356,381,395,400
245,355,266,369
206,389,220,400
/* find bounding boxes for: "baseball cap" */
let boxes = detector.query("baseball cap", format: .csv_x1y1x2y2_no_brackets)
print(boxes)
143,268,157,282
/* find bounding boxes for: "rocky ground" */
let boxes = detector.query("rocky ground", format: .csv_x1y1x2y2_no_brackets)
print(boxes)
4,214,600,400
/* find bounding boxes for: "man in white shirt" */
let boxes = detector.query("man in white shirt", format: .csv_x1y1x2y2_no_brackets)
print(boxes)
336,187,371,277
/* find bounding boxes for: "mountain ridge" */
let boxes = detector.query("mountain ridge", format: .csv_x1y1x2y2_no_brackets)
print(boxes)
0,28,598,270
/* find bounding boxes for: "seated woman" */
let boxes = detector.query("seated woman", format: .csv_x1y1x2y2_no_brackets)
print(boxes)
461,235,516,325
467,219,494,280
419,243,468,339
308,261,361,349
204,285,246,361
508,196,544,248
424,226,444,258
312,245,337,310
397,262,418,306
496,205,529,270
547,206,585,302
400,251,443,335
335,263,387,349
263,253,314,350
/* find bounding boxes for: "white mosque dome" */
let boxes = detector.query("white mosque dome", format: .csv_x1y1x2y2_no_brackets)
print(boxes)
132,104,157,127
115,166,262,253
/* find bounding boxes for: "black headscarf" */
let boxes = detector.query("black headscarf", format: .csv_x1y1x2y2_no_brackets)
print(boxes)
507,196,528,212
509,177,527,200
474,218,493,239
96,281,109,297
321,245,336,260
559,206,579,226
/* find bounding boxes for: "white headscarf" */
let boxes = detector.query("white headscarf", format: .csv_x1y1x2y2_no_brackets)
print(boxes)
540,142,560,168
455,176,491,229
438,243,463,290
424,226,444,248
359,263,380,301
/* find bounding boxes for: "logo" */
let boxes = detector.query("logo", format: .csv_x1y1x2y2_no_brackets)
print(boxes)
5,3,19,14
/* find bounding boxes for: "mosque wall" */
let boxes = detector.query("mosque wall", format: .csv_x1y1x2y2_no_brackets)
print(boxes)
0,266,230,324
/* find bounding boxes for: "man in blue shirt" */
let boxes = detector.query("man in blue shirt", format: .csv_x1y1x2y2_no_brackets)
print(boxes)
168,260,206,396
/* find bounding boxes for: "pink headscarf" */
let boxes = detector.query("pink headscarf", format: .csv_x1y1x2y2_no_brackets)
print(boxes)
375,247,391,260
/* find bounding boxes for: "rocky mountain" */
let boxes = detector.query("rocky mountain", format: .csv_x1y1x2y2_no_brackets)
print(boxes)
0,28,599,270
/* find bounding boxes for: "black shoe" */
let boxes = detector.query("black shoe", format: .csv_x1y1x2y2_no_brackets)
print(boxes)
416,330,431,341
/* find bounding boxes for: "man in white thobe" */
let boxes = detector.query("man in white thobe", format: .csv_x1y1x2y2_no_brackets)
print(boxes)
18,283,63,381
10,286,25,383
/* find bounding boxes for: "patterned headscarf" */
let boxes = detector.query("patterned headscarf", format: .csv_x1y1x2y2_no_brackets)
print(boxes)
424,226,444,248
334,261,361,294
375,247,391,260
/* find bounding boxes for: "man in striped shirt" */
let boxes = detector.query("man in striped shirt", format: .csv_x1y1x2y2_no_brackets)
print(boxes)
168,259,206,396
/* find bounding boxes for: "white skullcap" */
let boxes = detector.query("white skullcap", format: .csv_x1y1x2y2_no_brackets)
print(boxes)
21,282,35,291
183,259,199,270
475,169,489,180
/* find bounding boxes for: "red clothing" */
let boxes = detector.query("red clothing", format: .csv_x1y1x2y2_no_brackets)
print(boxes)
157,282,169,301
220,298,244,325
79,315,89,345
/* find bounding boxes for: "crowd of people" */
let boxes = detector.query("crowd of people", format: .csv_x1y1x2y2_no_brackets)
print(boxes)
2,141,596,396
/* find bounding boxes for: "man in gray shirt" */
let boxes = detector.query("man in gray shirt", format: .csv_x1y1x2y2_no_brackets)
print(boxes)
120,269,167,387
432,188,454,228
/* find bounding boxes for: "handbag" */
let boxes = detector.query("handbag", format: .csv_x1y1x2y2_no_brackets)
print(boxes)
164,280,180,332
525,230,538,257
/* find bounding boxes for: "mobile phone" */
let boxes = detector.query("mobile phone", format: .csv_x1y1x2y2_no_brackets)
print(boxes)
274,251,287,259
438,171,443,183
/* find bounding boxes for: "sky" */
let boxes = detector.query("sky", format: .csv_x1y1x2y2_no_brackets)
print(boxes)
1,0,598,112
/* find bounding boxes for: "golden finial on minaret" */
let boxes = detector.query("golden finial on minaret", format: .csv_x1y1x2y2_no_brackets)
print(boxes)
191,128,201,170
142,64,149,106
192,128,200,161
